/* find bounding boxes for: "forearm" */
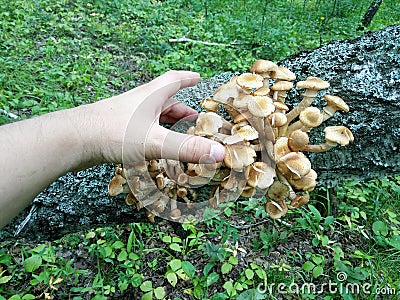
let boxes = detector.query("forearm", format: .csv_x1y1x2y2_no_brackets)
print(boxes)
0,105,100,228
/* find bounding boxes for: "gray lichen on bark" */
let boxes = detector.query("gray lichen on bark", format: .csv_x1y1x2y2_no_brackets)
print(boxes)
1,25,399,241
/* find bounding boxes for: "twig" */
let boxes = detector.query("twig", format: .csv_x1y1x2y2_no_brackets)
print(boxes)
0,109,19,119
168,37,258,47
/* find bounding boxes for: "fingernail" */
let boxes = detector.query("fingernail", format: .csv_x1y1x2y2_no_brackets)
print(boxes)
209,143,226,162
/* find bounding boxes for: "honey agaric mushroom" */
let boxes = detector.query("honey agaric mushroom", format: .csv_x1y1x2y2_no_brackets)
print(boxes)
286,76,330,124
304,125,354,152
195,112,223,137
224,144,256,171
288,130,309,152
265,200,288,219
288,169,318,191
200,98,220,112
271,81,293,102
287,107,324,135
277,152,312,180
247,96,275,117
322,94,349,121
250,60,278,79
108,59,355,222
247,162,275,189
236,73,264,92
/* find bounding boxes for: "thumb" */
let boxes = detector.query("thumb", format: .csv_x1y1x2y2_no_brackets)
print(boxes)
147,126,226,163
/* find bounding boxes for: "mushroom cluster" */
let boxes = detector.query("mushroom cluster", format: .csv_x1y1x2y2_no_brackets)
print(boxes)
108,60,354,221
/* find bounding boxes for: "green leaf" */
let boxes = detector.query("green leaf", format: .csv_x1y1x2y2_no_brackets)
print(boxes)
162,236,172,243
181,261,195,278
154,287,165,299
372,220,388,236
118,280,129,292
169,259,182,272
388,234,400,250
24,255,42,273
140,280,153,292
221,262,233,274
203,262,215,276
312,266,324,278
245,268,254,280
166,272,178,287
308,204,322,222
312,254,324,265
117,250,128,262
169,243,182,252
205,272,219,287
324,216,335,227
112,241,124,249
22,295,36,300
0,275,12,284
127,231,135,253
228,256,238,265
237,288,265,300
131,273,142,287
141,291,153,300
302,261,315,271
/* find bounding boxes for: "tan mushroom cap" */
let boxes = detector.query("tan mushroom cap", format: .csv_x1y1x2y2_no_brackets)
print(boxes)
288,130,309,152
265,200,288,219
267,180,290,200
268,112,287,128
170,208,182,221
200,98,220,112
250,60,278,78
247,162,275,189
299,107,324,129
274,137,291,160
213,82,239,104
289,194,310,209
195,112,223,136
324,126,354,146
241,186,256,198
288,169,318,191
108,174,129,196
323,94,349,117
224,124,259,144
224,144,256,171
236,73,264,91
233,94,254,109
272,66,296,81
247,96,275,117
296,76,330,97
277,152,312,180
273,101,289,112
271,80,293,91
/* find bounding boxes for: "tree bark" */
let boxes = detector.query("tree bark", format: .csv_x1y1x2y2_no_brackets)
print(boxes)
1,25,399,242
361,0,383,28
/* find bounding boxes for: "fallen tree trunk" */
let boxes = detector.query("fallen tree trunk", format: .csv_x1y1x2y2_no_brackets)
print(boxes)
1,25,399,242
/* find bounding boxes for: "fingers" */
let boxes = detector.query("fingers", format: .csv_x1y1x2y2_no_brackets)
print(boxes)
146,126,226,163
145,71,201,102
160,99,198,123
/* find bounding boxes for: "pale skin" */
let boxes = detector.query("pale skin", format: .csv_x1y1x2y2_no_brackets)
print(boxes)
0,71,226,229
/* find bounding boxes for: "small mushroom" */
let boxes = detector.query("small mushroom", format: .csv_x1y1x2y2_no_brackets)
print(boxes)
247,162,275,189
125,192,137,206
265,200,288,219
108,174,130,196
287,130,309,152
223,124,258,144
200,98,220,112
287,107,324,135
288,169,318,191
289,194,310,209
195,112,224,137
276,152,312,180
266,180,290,201
274,137,291,160
241,186,257,198
322,94,349,121
213,82,239,104
224,144,256,171
153,197,169,213
285,76,330,124
247,96,275,117
250,60,278,79
270,81,293,102
170,200,181,221
236,73,264,92
271,66,296,82
303,125,354,152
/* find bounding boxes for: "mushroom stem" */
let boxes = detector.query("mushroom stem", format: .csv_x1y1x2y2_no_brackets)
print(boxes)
276,170,297,199
303,142,337,153
286,121,309,135
285,95,315,124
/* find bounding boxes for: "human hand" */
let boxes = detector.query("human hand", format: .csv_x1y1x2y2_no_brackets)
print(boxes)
87,70,226,165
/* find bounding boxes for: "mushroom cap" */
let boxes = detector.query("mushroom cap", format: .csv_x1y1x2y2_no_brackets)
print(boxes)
271,80,293,91
153,199,168,213
108,174,128,196
265,200,288,219
125,193,137,206
247,96,275,117
253,86,270,96
241,186,257,198
272,66,296,81
268,112,288,128
236,73,264,91
288,169,318,191
233,94,254,109
323,94,349,116
250,60,278,77
277,152,312,180
273,101,289,112
296,76,330,91
170,208,182,221
224,144,256,171
299,107,324,128
288,130,309,152
213,82,239,104
274,137,291,160
289,194,310,209
224,124,259,144
324,126,354,146
267,180,290,200
200,98,220,112
195,112,223,136
247,162,275,189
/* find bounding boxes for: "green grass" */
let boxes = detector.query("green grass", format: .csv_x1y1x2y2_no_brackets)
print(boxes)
1,0,400,299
